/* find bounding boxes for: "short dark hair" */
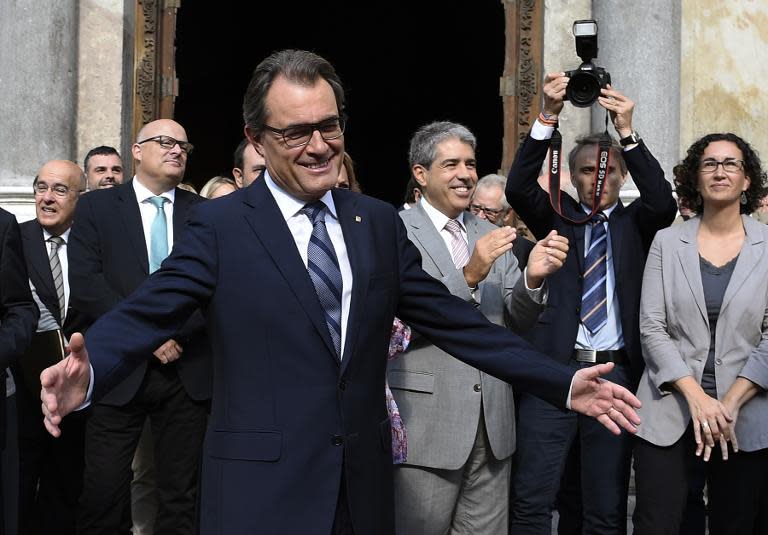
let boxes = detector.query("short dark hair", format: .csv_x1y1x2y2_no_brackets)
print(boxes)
83,146,121,172
674,132,767,215
243,49,345,138
567,133,627,177
403,176,421,204
233,138,249,170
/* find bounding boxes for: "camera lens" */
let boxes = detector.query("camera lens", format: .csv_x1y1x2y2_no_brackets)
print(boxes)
566,71,601,108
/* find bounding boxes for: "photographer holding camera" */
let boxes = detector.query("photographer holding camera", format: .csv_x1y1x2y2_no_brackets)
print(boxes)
506,70,676,534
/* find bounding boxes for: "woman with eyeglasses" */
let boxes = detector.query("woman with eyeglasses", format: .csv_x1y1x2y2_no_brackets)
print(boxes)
632,133,768,534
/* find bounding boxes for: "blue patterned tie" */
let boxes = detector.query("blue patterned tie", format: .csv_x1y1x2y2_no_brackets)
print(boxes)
148,196,169,273
303,201,343,357
581,213,608,333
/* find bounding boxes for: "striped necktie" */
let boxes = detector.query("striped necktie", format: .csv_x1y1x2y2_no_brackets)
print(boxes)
303,201,343,358
48,235,66,320
148,196,169,273
581,213,608,333
444,219,470,269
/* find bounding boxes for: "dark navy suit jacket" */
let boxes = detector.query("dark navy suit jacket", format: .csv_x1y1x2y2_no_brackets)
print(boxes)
83,179,578,534
506,135,677,382
69,182,211,405
0,209,38,446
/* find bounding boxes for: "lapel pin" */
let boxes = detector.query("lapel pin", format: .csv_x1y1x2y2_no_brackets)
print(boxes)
355,216,362,223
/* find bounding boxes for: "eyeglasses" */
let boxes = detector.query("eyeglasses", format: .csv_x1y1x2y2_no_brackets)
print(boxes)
33,183,81,197
137,135,194,155
700,158,744,174
469,203,505,218
263,117,345,148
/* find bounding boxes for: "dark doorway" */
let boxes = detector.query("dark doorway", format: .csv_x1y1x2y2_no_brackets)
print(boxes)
174,2,505,206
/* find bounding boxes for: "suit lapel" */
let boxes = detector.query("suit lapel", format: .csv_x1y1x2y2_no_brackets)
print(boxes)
117,182,150,274
334,191,370,375
21,220,61,324
607,203,625,278
676,218,708,325
405,203,455,277
242,180,339,363
721,215,765,315
172,189,193,241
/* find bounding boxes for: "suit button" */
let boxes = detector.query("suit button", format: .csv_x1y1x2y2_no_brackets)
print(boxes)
473,384,481,392
715,358,723,365
339,379,347,390
331,435,344,446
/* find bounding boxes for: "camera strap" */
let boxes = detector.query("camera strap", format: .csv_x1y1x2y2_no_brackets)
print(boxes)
547,113,612,224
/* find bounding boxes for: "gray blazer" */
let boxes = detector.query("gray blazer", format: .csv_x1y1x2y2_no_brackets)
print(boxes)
388,204,544,469
637,215,768,451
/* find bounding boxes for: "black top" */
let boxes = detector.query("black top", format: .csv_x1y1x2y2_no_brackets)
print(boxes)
699,254,739,397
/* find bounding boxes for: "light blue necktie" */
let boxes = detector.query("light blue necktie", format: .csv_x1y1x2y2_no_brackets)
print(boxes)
581,212,608,333
148,196,169,273
303,201,343,357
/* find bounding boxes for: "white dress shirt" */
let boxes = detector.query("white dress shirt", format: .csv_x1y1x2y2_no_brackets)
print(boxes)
264,171,353,358
133,176,176,259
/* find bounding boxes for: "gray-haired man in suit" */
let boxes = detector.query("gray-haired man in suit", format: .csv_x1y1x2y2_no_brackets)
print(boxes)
389,121,569,534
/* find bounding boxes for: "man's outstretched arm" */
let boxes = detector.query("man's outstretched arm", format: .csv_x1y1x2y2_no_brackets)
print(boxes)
570,362,642,435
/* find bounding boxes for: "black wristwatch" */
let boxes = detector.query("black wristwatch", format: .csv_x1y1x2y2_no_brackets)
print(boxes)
619,130,641,146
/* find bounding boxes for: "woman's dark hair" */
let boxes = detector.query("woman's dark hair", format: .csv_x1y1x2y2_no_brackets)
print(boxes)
674,132,767,214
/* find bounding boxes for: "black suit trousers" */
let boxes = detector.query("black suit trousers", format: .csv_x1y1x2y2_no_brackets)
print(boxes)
15,373,86,535
78,362,208,535
633,425,768,535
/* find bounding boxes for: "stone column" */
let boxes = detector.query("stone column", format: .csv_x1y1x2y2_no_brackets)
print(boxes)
591,0,681,193
680,0,768,158
77,0,126,167
0,0,79,220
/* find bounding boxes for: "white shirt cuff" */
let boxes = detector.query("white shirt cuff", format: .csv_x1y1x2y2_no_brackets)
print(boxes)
566,374,576,410
530,120,556,141
522,267,547,304
75,364,95,411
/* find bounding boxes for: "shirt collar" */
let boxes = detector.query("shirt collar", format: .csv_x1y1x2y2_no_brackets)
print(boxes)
419,197,466,233
580,201,618,219
42,226,71,243
132,176,176,204
263,170,338,222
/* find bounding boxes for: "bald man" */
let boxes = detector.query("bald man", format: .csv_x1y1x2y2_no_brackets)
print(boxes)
14,160,89,533
69,120,211,534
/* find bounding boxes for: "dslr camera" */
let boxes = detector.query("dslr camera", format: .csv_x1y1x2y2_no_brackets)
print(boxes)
564,20,611,108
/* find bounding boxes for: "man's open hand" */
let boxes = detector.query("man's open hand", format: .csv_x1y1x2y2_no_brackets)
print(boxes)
40,332,90,437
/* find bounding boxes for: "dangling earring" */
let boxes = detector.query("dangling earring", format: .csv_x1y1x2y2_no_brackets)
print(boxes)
741,191,748,205
695,193,703,209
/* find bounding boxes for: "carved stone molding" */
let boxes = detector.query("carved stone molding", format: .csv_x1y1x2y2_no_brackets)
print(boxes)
132,0,179,143
500,0,543,175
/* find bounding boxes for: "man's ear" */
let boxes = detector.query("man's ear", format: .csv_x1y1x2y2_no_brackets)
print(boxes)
232,168,244,189
245,126,265,158
412,165,428,189
131,143,142,163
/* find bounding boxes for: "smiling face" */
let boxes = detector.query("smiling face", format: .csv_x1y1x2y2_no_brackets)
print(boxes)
697,140,750,211
413,137,477,219
250,75,343,202
570,144,626,210
34,160,83,236
132,119,189,193
86,153,124,190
